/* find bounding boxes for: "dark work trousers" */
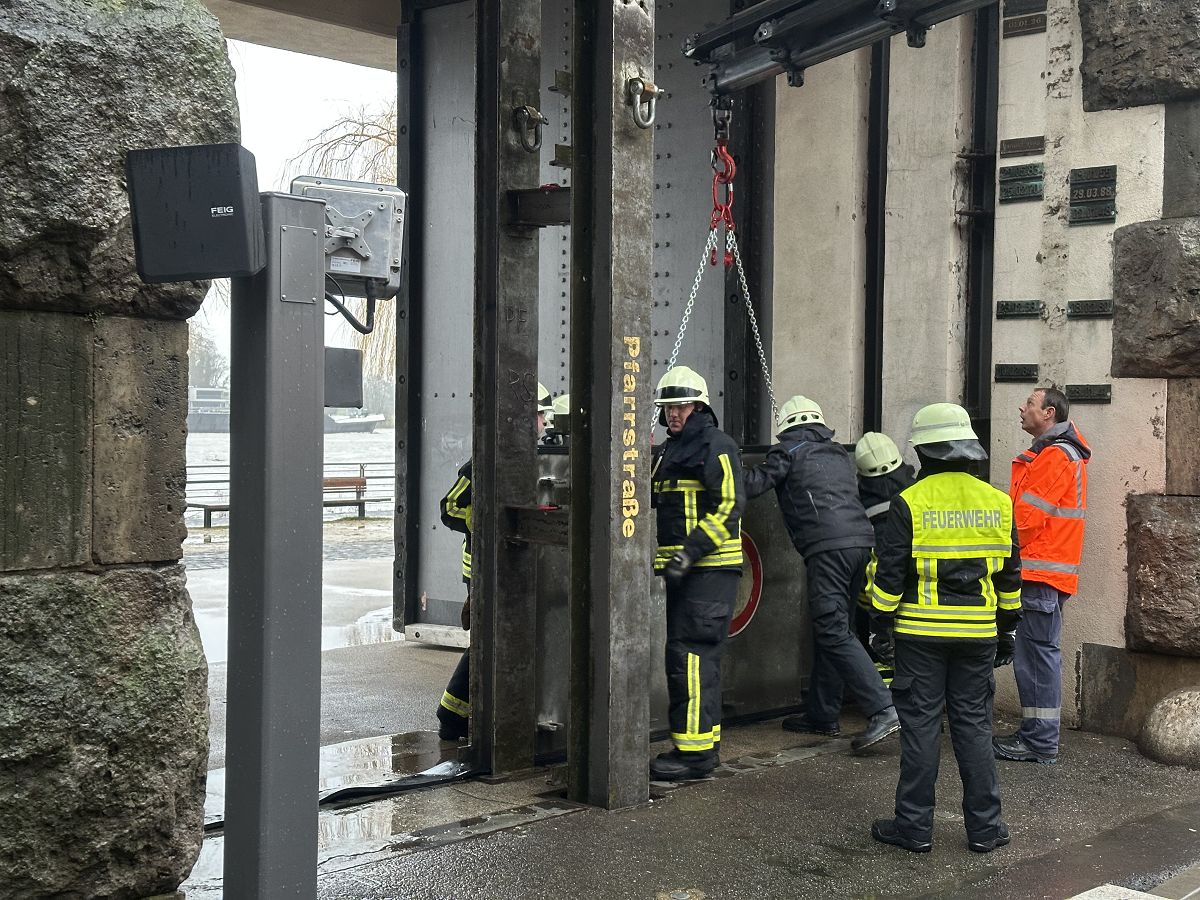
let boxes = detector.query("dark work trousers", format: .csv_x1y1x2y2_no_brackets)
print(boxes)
891,639,1003,843
806,547,893,724
665,569,738,755
437,650,470,733
1014,580,1067,755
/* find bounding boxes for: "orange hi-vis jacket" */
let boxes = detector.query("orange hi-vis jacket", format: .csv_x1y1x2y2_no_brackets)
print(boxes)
1010,421,1091,595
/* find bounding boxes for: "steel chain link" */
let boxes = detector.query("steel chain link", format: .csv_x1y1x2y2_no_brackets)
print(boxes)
729,230,778,426
667,227,719,371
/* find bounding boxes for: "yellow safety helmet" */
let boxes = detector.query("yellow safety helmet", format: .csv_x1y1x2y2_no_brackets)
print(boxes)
855,432,902,477
777,394,824,432
909,402,987,461
537,382,553,413
654,366,710,406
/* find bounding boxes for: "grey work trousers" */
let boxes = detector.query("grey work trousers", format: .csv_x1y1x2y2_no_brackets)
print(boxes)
1014,580,1067,755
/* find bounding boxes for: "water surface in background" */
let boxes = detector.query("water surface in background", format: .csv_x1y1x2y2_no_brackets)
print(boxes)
187,428,397,467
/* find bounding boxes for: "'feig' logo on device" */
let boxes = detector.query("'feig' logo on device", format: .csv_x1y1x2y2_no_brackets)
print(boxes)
210,206,235,217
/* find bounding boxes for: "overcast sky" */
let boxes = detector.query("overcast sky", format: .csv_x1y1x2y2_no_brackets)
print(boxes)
193,40,397,359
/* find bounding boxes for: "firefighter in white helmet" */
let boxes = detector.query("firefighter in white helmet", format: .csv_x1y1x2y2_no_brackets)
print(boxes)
649,366,745,781
869,403,1021,854
744,394,899,753
853,432,917,684
436,382,554,741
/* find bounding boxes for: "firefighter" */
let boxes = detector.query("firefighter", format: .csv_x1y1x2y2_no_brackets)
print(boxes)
650,366,745,781
744,396,899,752
869,403,1022,854
435,382,553,742
994,387,1090,765
854,432,918,685
541,393,571,448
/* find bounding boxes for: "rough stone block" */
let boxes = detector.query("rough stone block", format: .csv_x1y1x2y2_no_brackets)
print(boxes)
93,317,188,565
1166,379,1200,496
1078,643,1200,741
0,310,92,570
1080,0,1200,111
1139,686,1200,768
0,565,208,896
0,0,239,317
1112,218,1200,378
1126,495,1200,656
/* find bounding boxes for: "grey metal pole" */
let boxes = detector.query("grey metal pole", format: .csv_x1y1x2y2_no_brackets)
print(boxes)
568,0,655,810
224,192,326,897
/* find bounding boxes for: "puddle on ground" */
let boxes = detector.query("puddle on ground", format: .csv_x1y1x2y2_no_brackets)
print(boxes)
205,732,461,825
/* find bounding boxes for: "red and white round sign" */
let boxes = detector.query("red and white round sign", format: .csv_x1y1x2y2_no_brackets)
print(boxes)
730,532,763,637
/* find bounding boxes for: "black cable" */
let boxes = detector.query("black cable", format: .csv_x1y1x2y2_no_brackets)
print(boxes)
322,277,377,335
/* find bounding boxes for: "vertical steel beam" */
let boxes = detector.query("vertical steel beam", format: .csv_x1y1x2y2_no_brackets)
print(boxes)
963,6,999,474
224,192,326,896
394,13,424,630
471,0,543,775
568,0,656,810
862,39,889,434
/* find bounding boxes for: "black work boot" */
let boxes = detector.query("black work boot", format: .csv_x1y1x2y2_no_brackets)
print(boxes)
649,749,719,781
968,822,1011,853
993,734,1057,764
870,818,932,853
851,706,901,753
781,714,840,736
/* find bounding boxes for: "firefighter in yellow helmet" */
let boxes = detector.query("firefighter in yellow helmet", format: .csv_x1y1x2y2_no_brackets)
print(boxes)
649,366,745,780
744,395,899,752
435,382,553,741
869,403,1022,854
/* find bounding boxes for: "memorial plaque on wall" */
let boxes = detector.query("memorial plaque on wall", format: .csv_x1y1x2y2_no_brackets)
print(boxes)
1003,12,1047,37
998,163,1044,203
996,300,1044,319
1066,384,1112,404
1005,0,1047,14
999,136,1045,158
995,363,1040,382
1069,165,1117,225
1066,298,1115,319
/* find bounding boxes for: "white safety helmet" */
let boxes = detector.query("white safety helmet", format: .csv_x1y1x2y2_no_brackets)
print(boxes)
909,402,987,461
855,432,903,477
551,393,570,419
537,382,553,413
777,395,824,432
654,366,710,406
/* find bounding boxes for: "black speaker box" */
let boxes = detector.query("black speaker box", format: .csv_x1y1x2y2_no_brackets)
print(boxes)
126,143,265,283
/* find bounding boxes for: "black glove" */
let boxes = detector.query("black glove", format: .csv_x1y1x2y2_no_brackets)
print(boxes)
869,627,895,665
664,550,694,588
994,631,1016,668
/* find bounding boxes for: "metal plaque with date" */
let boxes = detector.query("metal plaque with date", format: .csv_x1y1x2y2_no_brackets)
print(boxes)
1069,166,1117,225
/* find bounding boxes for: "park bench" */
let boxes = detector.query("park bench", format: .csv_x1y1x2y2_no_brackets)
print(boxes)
186,475,390,527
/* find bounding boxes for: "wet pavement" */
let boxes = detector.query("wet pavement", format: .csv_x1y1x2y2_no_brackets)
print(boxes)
182,528,1200,898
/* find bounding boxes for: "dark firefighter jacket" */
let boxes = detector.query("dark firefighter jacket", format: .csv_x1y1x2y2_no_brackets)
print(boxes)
859,463,918,542
440,460,472,581
651,407,745,572
870,460,1023,641
744,423,874,558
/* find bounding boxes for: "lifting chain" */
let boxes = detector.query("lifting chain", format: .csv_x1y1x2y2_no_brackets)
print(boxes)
667,107,778,426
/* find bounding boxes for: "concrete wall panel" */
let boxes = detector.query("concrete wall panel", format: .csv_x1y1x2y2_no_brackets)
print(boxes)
771,50,871,438
880,20,974,450
991,0,1167,722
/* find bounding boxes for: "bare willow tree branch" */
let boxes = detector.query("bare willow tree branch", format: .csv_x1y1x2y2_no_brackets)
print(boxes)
287,104,400,380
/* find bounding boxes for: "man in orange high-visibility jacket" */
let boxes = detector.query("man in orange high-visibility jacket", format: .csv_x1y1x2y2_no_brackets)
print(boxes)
994,387,1090,765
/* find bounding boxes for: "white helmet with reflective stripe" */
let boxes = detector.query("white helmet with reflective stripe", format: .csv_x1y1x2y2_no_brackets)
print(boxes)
537,382,553,413
551,393,570,418
777,394,824,432
909,402,987,461
855,432,903,477
654,366,710,406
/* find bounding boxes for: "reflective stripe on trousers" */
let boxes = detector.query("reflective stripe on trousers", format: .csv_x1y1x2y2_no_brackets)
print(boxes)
1014,581,1066,754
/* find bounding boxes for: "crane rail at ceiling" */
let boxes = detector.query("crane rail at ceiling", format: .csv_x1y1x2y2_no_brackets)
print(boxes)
686,0,998,94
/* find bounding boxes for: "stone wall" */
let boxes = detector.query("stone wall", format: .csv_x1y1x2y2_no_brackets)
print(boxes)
0,1,236,895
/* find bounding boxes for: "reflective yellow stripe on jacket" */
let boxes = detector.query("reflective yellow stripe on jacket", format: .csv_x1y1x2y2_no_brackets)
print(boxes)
893,472,1017,640
653,472,743,570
